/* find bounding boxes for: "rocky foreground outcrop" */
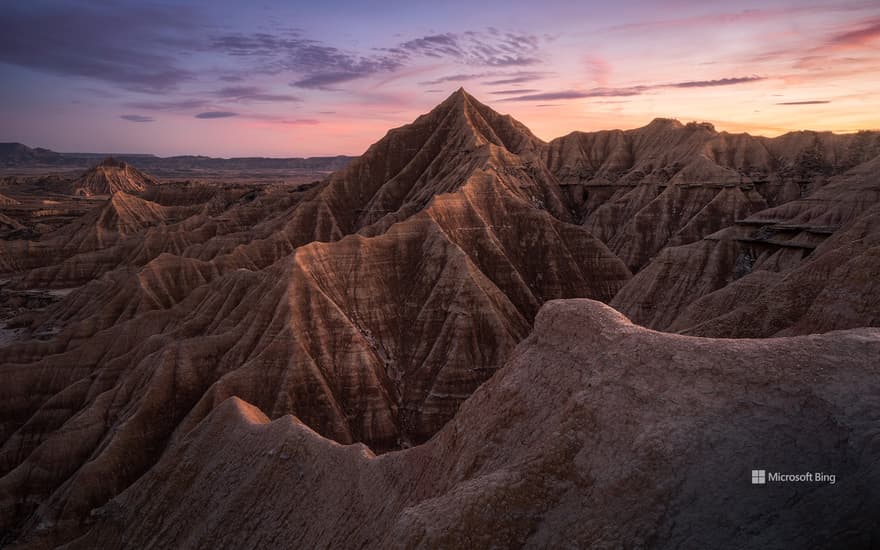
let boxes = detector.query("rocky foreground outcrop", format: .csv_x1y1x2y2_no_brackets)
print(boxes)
62,300,880,549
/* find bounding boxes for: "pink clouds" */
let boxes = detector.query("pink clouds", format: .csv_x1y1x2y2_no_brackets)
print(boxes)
3,1,879,157
605,2,876,34
825,17,880,49
606,9,778,33
583,56,611,87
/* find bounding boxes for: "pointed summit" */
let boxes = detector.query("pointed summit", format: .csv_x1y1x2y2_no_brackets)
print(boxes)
416,88,544,155
97,156,128,168
442,86,474,107
339,89,545,194
642,118,685,131
98,191,168,235
423,87,478,121
70,158,155,196
321,90,561,232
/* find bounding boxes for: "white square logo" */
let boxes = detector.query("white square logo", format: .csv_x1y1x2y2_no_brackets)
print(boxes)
751,469,766,485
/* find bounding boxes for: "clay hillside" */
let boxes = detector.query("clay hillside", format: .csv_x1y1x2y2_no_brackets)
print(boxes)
1,89,879,548
69,157,156,196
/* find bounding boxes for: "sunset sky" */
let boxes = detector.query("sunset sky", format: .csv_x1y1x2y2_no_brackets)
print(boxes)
1,0,879,157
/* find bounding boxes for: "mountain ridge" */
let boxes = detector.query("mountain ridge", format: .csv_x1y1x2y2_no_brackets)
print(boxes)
0,142,355,167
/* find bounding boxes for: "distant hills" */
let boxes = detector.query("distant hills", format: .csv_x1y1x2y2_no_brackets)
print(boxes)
0,142,354,172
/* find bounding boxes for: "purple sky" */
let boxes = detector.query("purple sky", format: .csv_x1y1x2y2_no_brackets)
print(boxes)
1,0,878,157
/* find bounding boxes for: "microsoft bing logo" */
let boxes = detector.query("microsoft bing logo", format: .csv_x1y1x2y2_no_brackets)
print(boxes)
750,468,836,484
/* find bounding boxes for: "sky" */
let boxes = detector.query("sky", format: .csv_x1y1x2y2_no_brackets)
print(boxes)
1,0,879,157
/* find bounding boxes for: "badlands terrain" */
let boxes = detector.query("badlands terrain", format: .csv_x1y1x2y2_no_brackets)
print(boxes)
1,89,879,548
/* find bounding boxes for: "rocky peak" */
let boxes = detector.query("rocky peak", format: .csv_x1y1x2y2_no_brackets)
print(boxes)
325,88,550,232
96,157,127,169
645,117,685,129
71,158,155,196
415,88,544,155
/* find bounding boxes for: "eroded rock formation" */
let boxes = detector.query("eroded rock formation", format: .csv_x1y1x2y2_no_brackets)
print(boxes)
546,120,880,272
1,90,879,548
612,154,880,335
69,158,155,196
66,300,880,549
0,91,634,545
